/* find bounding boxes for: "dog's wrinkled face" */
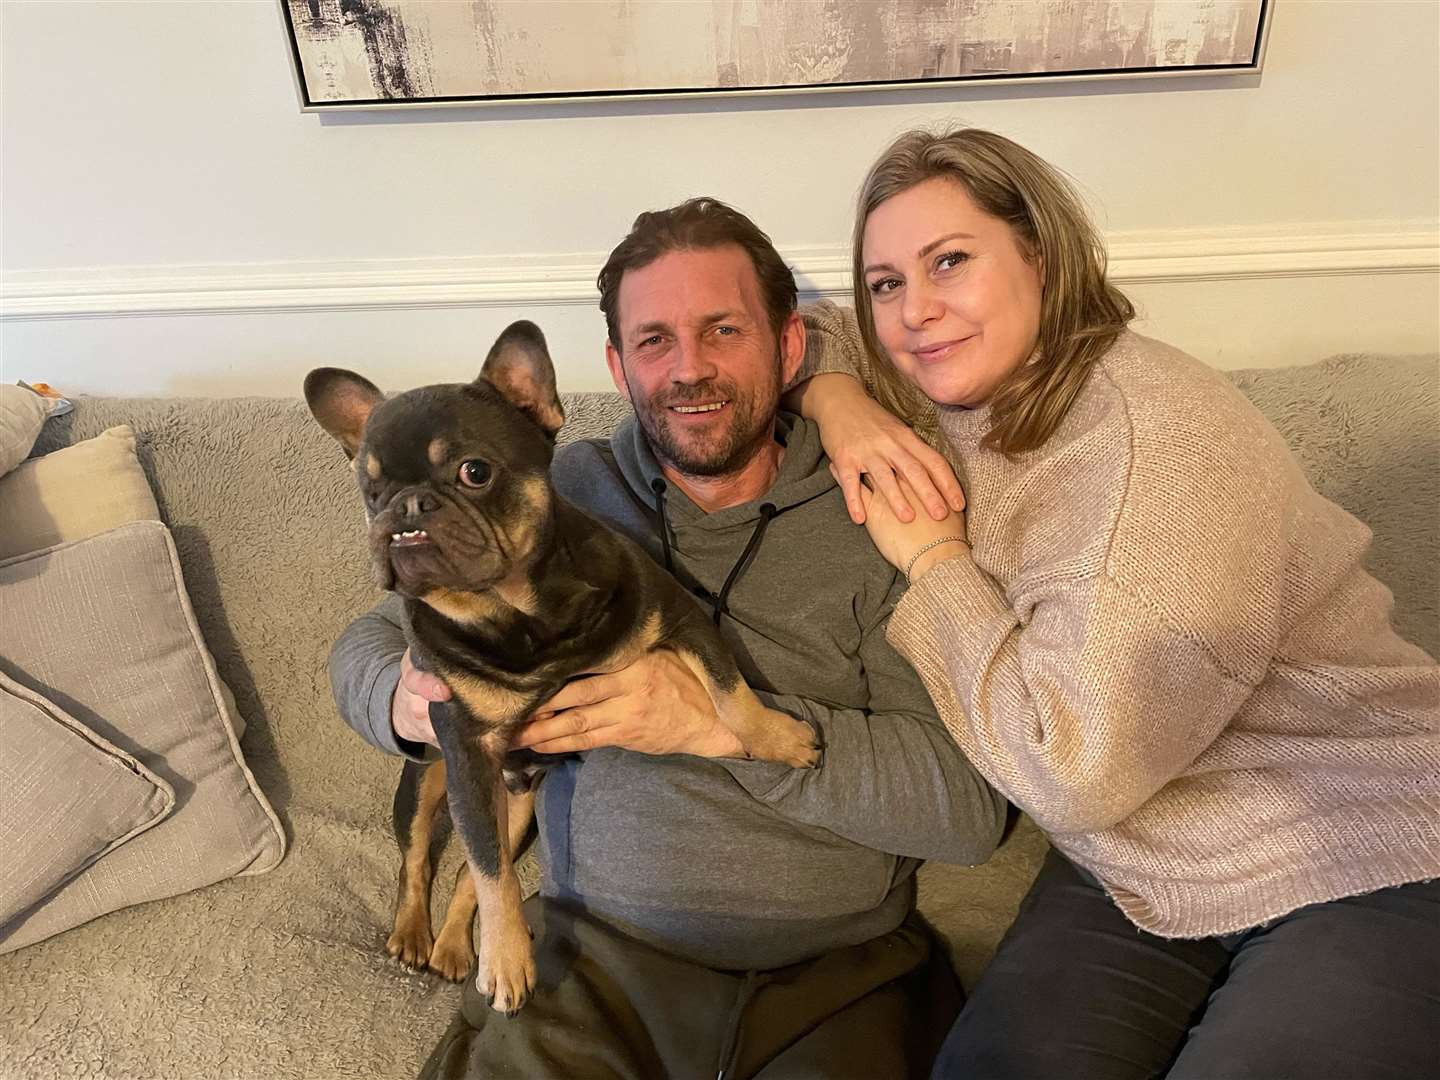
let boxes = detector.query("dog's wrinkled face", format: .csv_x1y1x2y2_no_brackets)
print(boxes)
355,384,553,596
305,321,565,600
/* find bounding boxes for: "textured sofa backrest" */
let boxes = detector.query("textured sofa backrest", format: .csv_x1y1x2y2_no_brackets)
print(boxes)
25,357,1437,812
1226,354,1436,657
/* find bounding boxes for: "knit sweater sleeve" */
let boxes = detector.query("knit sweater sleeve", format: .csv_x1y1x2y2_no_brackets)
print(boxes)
886,558,1255,833
793,300,945,450
881,347,1315,834
793,300,869,385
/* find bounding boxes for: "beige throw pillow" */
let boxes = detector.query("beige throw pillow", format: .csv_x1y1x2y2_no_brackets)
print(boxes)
0,385,48,477
0,521,286,953
0,672,174,924
0,425,160,561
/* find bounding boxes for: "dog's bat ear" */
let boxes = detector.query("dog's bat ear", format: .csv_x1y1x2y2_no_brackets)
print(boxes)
304,368,384,459
479,321,566,440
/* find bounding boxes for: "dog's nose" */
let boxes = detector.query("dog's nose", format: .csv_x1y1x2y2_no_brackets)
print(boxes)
399,488,440,519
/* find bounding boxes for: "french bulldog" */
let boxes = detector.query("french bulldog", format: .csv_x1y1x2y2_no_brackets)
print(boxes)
304,321,819,1014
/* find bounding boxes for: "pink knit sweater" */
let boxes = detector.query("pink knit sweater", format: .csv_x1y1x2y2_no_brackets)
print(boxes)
802,303,1440,937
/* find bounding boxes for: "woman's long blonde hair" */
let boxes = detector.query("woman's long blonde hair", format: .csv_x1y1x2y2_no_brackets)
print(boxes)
852,128,1134,456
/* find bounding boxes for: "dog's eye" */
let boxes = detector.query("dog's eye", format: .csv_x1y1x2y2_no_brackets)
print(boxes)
458,460,492,488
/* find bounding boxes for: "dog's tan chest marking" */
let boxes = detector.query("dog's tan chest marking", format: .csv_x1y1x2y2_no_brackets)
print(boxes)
423,587,493,625
492,576,538,616
448,671,533,728
423,580,537,624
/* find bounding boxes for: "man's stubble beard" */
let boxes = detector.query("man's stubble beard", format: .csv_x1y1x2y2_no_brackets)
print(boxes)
629,361,782,479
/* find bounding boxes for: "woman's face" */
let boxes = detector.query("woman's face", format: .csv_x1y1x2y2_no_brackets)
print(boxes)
862,176,1043,408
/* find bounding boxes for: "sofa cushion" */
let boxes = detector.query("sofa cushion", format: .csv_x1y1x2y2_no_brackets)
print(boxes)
0,672,175,924
0,423,249,736
0,521,286,953
0,425,161,562
0,384,48,477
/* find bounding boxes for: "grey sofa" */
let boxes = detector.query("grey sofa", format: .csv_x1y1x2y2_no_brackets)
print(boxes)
1,351,1435,1079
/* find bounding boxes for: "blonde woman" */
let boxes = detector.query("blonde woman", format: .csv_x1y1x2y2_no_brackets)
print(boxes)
789,128,1440,1079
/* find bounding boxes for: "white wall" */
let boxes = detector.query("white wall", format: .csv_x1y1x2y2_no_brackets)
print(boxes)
2,0,1436,397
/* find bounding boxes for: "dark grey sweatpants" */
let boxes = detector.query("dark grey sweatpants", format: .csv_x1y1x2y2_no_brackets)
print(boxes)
935,849,1440,1080
421,895,961,1080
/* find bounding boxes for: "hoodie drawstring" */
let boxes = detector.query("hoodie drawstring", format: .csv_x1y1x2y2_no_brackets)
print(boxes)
712,503,776,626
650,477,675,574
650,478,780,626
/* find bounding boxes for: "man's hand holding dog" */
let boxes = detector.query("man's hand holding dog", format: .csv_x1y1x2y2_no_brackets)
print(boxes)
514,650,747,759
391,648,448,748
395,646,768,760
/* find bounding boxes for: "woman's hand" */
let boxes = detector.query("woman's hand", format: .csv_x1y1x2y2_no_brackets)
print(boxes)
799,374,965,525
859,474,970,582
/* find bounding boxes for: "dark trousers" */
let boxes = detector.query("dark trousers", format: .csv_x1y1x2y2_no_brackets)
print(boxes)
421,895,962,1080
935,849,1440,1080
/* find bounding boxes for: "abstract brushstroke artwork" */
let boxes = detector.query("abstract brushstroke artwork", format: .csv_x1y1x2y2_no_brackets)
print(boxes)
281,0,1270,110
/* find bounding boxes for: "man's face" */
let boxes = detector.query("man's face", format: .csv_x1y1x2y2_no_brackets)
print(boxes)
605,245,802,477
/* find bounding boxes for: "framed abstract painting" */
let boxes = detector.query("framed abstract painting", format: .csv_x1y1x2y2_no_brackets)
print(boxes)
281,0,1271,111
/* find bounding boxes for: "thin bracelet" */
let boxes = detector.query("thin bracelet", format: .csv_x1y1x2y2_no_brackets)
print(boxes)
904,536,969,582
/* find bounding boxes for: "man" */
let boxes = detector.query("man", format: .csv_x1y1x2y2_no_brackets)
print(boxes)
330,197,1006,1079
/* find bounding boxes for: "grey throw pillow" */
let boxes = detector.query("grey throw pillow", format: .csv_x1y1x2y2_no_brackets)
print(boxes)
0,672,174,924
0,521,286,953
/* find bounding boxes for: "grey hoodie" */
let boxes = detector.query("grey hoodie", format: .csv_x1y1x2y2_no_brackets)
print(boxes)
329,411,1005,970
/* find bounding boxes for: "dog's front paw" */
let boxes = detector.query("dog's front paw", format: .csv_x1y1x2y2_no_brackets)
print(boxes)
746,715,821,770
386,912,435,972
475,920,536,1016
779,725,821,770
427,927,475,983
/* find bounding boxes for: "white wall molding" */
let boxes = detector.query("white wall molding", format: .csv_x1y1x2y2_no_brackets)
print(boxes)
3,221,1435,321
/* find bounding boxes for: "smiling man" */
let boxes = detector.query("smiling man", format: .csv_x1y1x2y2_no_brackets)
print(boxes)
328,197,1006,1079
601,238,798,500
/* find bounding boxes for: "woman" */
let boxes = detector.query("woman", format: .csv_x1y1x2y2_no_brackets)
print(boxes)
789,128,1440,1079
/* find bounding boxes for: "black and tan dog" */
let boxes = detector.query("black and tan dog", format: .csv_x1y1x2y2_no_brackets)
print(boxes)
305,322,819,1015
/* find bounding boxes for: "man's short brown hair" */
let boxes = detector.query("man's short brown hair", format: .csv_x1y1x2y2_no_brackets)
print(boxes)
597,197,798,351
